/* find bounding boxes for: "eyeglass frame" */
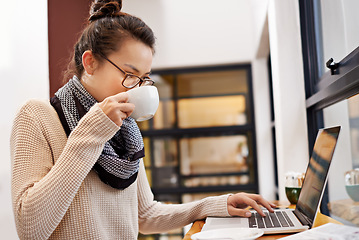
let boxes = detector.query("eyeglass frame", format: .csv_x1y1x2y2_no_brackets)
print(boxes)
100,55,155,89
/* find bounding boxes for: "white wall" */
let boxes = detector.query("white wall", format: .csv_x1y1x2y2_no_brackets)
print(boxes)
252,57,276,200
250,0,270,58
267,0,309,201
123,0,255,69
0,0,49,239
250,0,276,201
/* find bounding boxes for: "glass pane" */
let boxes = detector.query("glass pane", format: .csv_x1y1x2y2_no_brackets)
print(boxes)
315,0,359,77
143,137,152,186
153,100,175,129
180,135,251,176
152,166,178,188
177,69,248,97
182,191,257,203
153,138,178,167
153,74,174,99
151,138,179,188
143,137,151,168
151,74,176,129
137,119,150,131
323,100,353,168
348,94,359,168
138,231,182,240
322,99,355,202
158,234,182,240
155,193,180,204
178,95,247,128
138,235,156,240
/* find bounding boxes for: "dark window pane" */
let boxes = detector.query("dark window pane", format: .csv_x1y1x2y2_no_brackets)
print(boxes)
151,138,179,188
177,70,248,97
152,166,179,188
153,138,178,167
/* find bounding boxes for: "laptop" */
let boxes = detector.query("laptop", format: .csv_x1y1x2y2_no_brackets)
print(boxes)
202,126,341,234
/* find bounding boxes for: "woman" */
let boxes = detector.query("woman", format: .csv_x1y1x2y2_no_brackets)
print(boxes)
10,0,275,239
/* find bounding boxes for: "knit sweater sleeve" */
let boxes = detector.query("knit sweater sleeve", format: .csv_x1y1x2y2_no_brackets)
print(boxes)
10,100,119,240
137,161,231,234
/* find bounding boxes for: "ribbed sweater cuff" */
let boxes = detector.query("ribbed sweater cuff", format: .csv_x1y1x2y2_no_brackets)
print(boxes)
203,194,231,217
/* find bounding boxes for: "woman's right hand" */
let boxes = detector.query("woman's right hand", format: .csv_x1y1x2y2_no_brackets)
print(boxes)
98,92,135,127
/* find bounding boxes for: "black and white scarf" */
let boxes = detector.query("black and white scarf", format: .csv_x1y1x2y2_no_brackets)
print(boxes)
50,76,144,189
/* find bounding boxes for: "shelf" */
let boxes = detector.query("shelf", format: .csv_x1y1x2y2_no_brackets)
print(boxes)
152,184,258,195
150,166,249,178
141,125,254,137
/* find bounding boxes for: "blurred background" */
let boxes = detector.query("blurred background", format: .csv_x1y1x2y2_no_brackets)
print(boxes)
1,0,359,239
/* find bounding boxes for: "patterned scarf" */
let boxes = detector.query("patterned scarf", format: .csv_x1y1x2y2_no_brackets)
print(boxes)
51,76,144,189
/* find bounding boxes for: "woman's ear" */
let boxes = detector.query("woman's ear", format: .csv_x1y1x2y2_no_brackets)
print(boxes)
82,50,97,75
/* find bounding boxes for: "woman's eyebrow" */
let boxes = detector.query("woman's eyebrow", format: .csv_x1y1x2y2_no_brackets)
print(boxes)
124,63,151,75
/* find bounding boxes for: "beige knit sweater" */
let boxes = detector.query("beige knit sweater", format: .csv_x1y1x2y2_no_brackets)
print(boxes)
10,99,230,240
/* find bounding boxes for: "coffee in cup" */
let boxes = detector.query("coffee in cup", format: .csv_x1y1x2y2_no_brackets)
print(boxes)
285,172,304,205
127,86,159,122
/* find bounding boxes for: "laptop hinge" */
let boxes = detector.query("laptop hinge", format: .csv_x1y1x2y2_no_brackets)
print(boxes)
293,209,312,228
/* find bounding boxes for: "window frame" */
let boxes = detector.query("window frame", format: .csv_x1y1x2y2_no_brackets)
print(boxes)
299,0,359,215
140,64,260,198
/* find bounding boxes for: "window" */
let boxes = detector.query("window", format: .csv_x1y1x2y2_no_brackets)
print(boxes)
137,64,258,239
300,0,359,215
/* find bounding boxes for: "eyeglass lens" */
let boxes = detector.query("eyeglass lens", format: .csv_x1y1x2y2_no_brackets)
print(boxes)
123,75,154,88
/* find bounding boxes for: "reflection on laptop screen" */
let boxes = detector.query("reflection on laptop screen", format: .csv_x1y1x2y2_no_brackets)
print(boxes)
296,126,340,223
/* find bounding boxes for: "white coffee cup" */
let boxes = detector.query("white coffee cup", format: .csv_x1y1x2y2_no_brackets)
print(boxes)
127,86,159,122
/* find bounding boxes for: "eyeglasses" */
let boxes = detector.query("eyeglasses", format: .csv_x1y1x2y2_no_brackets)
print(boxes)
101,55,155,89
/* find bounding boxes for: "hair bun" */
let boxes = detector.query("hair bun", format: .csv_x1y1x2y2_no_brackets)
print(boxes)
89,0,124,22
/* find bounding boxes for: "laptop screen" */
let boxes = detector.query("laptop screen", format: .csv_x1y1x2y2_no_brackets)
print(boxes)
295,126,340,226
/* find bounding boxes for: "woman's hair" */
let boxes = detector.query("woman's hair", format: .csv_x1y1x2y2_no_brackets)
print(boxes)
64,0,155,81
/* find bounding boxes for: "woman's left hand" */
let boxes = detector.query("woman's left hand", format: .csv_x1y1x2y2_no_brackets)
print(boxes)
227,193,276,217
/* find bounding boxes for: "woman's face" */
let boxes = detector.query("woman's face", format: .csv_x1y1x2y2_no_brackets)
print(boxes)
81,38,153,102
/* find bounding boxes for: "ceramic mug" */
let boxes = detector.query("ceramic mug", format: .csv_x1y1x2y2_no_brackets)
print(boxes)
345,168,359,202
127,86,159,122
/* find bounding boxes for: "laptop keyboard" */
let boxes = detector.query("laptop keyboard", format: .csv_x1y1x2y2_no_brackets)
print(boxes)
249,210,295,228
